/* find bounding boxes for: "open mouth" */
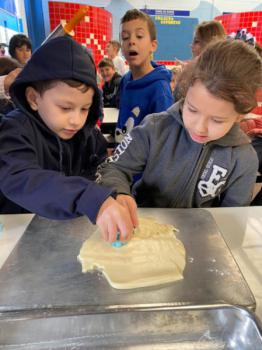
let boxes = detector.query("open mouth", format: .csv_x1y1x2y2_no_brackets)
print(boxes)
129,50,138,57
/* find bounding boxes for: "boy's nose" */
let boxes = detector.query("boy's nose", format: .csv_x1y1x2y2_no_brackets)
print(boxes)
69,111,83,126
195,118,208,134
128,35,136,45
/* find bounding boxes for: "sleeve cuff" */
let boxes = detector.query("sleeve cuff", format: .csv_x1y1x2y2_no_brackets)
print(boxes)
77,182,115,224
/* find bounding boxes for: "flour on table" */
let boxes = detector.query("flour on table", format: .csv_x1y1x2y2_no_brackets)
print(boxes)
78,217,186,289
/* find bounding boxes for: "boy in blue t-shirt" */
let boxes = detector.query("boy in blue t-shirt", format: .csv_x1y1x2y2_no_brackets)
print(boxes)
115,9,173,143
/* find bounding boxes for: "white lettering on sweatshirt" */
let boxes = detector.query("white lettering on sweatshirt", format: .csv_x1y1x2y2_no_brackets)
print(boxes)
96,134,133,183
111,134,133,163
198,164,228,198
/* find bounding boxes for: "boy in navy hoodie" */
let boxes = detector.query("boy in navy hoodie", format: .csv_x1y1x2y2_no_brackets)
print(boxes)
0,36,135,242
115,9,173,143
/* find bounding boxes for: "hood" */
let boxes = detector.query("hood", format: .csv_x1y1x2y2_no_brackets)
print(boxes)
10,36,101,127
167,101,251,147
124,61,172,89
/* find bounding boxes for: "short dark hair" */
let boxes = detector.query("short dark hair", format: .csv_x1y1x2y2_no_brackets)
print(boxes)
98,58,115,69
0,56,22,76
31,79,91,96
121,9,156,41
108,40,121,52
8,34,32,59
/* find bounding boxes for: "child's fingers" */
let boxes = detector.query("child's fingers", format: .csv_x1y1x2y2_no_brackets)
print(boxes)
126,199,139,228
131,209,139,229
131,200,138,227
96,196,134,242
107,220,118,243
116,195,138,231
98,220,109,241
116,214,134,241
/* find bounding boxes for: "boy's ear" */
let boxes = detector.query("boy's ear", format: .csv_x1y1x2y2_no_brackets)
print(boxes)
151,39,158,54
25,86,39,111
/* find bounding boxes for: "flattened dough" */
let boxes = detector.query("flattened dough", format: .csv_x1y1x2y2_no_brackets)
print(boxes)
78,217,186,289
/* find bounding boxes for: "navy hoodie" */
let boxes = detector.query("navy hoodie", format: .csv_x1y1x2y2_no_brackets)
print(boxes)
0,36,114,222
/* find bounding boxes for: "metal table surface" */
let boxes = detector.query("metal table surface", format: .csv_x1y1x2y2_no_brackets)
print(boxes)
0,209,255,318
1,305,261,349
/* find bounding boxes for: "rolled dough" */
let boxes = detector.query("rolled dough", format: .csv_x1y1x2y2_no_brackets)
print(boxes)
78,217,186,289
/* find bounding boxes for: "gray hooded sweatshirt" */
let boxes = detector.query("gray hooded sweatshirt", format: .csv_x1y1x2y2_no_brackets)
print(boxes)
98,102,258,207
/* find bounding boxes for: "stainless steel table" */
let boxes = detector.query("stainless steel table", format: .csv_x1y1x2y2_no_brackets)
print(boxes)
0,209,256,318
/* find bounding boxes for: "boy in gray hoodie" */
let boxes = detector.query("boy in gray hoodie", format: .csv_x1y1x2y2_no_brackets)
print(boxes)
98,40,261,240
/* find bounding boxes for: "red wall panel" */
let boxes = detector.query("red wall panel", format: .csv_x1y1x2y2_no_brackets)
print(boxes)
48,1,112,66
215,11,262,45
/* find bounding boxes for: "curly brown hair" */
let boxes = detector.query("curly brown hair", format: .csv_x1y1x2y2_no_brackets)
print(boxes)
178,39,262,114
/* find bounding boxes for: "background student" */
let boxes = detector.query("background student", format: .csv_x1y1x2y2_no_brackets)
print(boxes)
98,57,121,108
105,39,127,76
191,20,226,58
115,9,173,143
8,33,32,66
173,20,226,102
170,64,183,99
98,39,261,240
0,36,134,243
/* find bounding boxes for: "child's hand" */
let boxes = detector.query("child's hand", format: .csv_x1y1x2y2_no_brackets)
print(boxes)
240,116,262,136
116,194,139,229
4,68,21,95
96,196,134,242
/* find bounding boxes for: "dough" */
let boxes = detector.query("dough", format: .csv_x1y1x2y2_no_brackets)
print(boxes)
78,217,186,289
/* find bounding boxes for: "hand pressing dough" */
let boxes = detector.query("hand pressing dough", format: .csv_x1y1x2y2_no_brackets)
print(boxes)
78,217,186,289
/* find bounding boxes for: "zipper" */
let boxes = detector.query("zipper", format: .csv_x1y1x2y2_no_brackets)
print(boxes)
56,137,73,175
171,143,212,207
